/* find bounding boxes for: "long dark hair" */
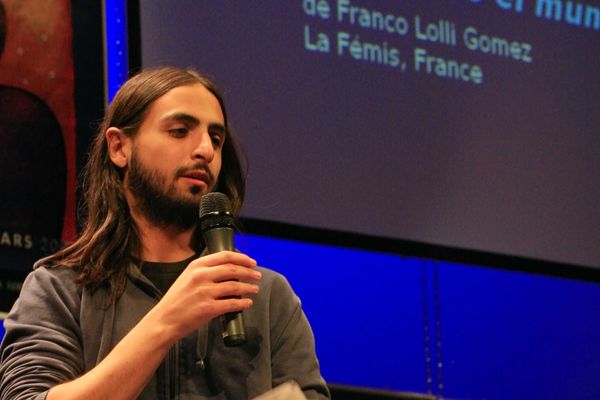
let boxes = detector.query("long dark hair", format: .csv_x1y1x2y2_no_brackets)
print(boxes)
39,67,246,301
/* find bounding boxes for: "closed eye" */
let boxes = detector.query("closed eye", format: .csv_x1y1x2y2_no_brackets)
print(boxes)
168,127,189,138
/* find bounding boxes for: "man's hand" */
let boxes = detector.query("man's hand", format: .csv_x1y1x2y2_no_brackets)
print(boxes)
147,250,261,341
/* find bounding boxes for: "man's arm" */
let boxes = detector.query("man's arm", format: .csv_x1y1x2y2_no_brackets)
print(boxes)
0,266,83,400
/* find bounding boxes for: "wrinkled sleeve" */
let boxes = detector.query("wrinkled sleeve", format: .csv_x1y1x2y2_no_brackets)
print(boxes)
268,274,330,400
0,267,84,400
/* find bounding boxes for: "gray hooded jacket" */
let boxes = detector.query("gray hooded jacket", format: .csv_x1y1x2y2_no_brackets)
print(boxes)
0,263,329,400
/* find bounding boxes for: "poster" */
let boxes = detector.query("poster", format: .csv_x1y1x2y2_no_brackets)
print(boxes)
0,0,76,311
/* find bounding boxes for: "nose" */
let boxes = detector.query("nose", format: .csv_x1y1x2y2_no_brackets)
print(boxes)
191,131,214,163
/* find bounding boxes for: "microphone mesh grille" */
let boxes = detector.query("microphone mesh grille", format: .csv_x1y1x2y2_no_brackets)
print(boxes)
200,192,232,217
199,192,234,231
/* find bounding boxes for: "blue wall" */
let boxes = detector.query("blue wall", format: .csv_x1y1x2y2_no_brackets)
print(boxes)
236,233,600,399
438,263,600,399
104,0,128,102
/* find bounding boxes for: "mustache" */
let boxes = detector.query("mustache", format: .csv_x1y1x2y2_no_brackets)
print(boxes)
175,163,216,182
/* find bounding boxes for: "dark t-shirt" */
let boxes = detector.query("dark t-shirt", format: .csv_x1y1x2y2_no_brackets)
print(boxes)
140,255,195,295
140,254,230,398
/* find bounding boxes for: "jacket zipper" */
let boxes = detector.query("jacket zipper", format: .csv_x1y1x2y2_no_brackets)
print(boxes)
168,339,180,399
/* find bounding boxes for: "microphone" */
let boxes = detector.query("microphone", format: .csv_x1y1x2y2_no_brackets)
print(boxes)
199,192,246,346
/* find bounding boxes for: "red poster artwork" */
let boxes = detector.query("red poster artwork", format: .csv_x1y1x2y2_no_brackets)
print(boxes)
0,0,76,272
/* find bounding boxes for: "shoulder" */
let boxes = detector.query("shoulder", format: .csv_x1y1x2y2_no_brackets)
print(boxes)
256,266,287,285
9,264,81,317
28,263,80,291
252,267,304,334
256,266,299,303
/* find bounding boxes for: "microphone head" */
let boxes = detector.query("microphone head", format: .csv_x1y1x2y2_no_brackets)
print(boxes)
199,192,234,231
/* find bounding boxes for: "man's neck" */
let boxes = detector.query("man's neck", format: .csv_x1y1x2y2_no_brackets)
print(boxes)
133,212,197,263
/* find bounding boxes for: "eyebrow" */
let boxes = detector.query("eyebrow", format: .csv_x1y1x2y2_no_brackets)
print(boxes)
161,112,228,135
161,112,201,126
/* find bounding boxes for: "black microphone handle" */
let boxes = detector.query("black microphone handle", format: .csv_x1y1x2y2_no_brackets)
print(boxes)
203,226,246,347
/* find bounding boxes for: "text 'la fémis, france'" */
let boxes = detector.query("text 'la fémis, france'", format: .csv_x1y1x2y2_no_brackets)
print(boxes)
302,0,534,85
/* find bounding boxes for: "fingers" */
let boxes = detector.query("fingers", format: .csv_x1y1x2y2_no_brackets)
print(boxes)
187,251,261,283
204,265,262,283
183,280,257,326
207,280,260,299
218,297,254,314
198,297,254,318
191,251,257,269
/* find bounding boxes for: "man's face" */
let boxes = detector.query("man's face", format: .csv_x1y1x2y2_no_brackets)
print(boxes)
124,83,226,229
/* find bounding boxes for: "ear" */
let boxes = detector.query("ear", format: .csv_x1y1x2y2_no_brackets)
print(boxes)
106,127,131,168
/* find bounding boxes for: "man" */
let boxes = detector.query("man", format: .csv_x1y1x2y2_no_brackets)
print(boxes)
0,67,330,400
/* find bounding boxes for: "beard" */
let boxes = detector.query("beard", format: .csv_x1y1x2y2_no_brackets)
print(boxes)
127,152,201,231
